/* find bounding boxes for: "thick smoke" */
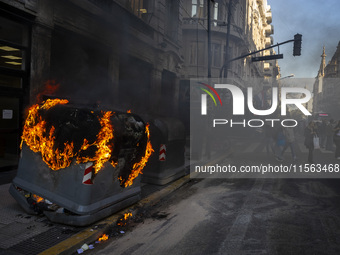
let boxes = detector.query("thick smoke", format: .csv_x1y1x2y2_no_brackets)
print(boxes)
49,30,113,107
271,0,340,78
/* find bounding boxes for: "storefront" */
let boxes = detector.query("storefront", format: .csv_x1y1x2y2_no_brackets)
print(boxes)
0,10,31,171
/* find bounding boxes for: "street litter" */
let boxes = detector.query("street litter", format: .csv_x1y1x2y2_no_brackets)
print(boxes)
81,243,89,251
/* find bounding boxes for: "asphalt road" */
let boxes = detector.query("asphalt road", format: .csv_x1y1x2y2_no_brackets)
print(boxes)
88,176,340,255
88,135,340,255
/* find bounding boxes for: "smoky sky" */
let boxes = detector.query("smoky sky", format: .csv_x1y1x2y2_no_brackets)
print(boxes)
270,0,340,78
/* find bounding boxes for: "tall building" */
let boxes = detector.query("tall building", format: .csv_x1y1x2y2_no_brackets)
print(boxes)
178,0,278,127
181,0,277,83
312,46,326,113
0,0,184,170
312,43,340,119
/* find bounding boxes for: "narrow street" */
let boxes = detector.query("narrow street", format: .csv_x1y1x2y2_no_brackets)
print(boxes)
91,134,340,255
1,1,340,254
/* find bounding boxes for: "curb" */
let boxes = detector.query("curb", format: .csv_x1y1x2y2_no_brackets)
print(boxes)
38,151,230,255
38,174,191,255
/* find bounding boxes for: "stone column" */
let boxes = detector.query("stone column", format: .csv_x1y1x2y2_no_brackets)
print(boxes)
29,0,54,103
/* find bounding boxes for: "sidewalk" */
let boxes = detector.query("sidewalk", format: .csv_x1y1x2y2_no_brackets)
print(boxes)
0,169,195,255
0,182,80,255
0,154,198,255
0,140,231,255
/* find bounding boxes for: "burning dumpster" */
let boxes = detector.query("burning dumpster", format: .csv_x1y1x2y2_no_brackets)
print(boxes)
141,117,186,185
9,99,153,226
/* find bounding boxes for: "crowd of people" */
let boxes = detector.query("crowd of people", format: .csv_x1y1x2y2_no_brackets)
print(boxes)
304,119,340,163
264,119,340,163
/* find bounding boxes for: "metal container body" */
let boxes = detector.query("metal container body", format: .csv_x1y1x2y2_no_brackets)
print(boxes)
142,118,186,185
11,145,141,215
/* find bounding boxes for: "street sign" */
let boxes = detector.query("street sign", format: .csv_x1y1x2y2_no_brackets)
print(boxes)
251,54,284,62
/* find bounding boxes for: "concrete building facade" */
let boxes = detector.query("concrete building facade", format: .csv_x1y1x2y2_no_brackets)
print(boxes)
0,0,184,170
312,43,340,120
0,0,281,169
181,0,278,84
178,0,279,128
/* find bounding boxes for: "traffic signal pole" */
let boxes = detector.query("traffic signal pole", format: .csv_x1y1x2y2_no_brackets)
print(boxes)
219,34,302,78
223,0,233,78
207,0,211,78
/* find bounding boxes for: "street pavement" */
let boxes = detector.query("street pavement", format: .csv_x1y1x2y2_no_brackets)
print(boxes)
87,133,340,255
90,177,340,255
1,132,340,254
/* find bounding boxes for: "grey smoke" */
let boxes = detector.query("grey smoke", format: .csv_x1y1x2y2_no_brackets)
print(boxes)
271,0,340,78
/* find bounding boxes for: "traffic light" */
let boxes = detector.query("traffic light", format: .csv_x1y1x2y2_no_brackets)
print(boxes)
293,33,302,56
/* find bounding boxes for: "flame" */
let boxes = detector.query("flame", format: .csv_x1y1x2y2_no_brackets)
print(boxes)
117,212,133,226
32,194,44,203
21,98,152,186
127,109,131,113
119,124,154,187
21,99,116,172
124,212,132,220
20,99,72,170
76,111,116,174
98,234,109,242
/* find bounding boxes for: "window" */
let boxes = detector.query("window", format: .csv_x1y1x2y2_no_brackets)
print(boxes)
0,16,28,72
0,44,25,71
130,0,149,18
213,2,219,26
192,0,204,18
189,42,205,66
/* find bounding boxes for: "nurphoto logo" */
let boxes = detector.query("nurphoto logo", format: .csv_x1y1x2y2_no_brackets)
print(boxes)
201,84,311,116
198,82,312,128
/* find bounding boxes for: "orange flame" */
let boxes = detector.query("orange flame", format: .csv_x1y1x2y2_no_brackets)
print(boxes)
20,99,72,170
119,124,154,187
98,234,109,242
21,99,152,186
32,194,44,203
76,111,116,174
117,212,133,226
21,99,116,172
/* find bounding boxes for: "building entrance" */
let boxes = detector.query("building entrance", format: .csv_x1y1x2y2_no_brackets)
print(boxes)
0,14,30,171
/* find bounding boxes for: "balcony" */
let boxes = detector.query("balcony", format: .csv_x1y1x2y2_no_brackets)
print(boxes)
265,36,273,47
183,17,244,41
265,24,274,36
266,11,272,24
